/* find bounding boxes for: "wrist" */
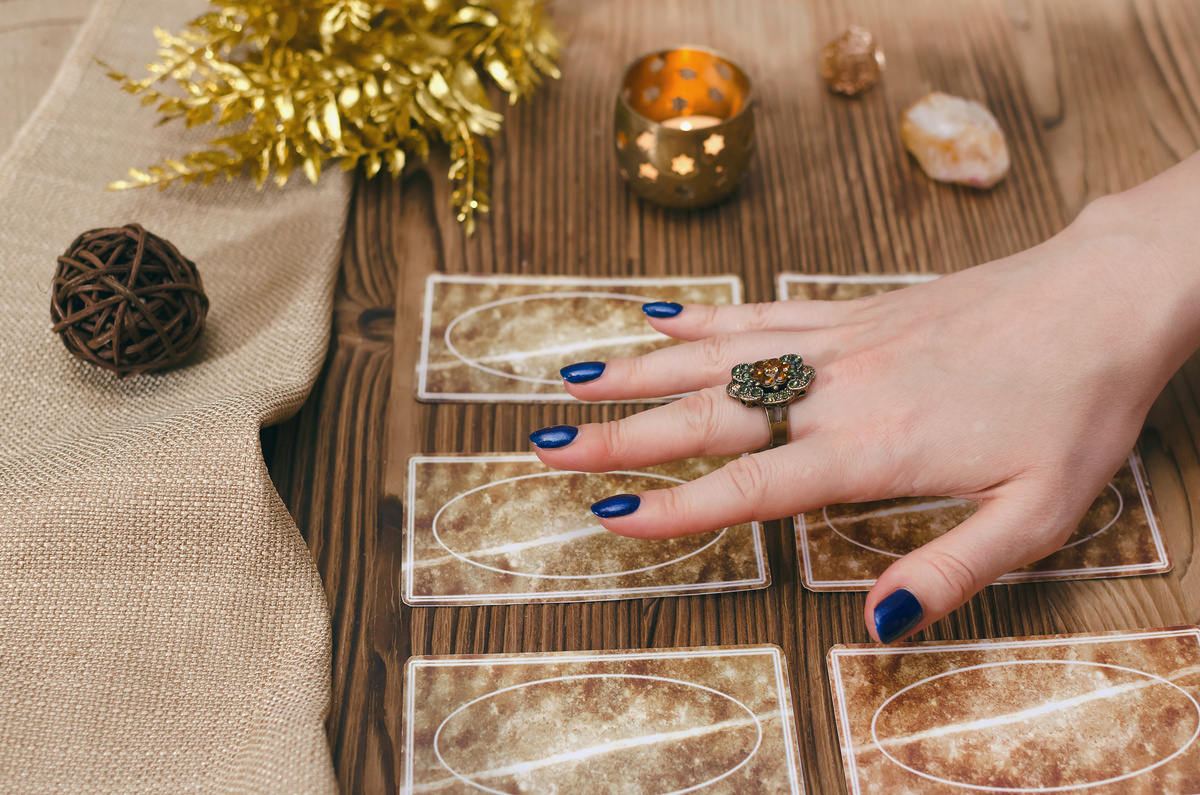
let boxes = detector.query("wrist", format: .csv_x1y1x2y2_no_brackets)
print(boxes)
1067,158,1200,377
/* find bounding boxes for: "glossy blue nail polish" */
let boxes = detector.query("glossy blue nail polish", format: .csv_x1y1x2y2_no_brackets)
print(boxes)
591,494,641,518
561,361,606,384
529,425,578,449
874,589,923,644
642,301,683,318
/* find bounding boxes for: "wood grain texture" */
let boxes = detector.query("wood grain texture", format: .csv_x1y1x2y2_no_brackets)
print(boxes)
264,1,1200,791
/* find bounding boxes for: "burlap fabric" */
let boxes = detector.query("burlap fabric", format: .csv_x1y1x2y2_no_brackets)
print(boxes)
0,1,347,791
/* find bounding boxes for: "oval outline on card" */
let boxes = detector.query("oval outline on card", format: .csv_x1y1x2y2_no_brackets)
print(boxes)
870,659,1200,791
444,291,663,385
433,673,764,795
824,482,1123,559
432,470,728,579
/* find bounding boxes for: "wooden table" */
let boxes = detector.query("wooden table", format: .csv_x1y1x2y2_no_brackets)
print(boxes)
261,1,1200,791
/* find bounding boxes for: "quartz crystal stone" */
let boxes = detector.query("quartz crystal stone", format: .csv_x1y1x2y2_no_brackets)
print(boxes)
820,26,885,96
901,92,1010,188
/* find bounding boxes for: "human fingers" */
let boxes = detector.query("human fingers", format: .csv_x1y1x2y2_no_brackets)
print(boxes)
863,491,1074,643
560,331,832,401
639,299,846,341
532,383,826,471
582,440,862,539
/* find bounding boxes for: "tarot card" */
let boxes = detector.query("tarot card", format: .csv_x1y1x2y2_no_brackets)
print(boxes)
796,451,1170,591
402,645,805,794
418,274,742,401
403,454,769,605
827,626,1200,794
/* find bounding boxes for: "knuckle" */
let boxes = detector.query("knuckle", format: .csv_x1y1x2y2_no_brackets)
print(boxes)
697,334,736,369
598,419,635,463
622,354,648,386
719,455,772,508
742,302,776,331
826,347,891,386
654,486,685,522
678,388,724,453
696,304,722,327
920,546,984,608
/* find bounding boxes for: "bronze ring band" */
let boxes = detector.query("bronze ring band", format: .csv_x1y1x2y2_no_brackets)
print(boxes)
725,354,816,451
765,405,789,449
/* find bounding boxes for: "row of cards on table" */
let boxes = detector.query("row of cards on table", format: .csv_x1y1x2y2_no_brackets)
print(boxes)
406,273,1170,606
405,274,1187,792
418,272,931,402
402,628,1200,793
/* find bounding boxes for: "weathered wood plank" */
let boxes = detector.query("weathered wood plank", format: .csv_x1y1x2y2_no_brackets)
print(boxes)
266,1,1200,791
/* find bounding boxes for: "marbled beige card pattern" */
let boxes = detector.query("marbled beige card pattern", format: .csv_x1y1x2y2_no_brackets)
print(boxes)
797,451,1170,590
828,627,1200,794
417,274,742,401
402,645,805,794
403,454,768,605
776,272,940,302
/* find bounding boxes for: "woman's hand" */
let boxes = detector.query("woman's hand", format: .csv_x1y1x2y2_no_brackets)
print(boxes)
528,157,1200,643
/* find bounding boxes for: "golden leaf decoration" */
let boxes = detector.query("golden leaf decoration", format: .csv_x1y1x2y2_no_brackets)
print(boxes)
102,0,561,233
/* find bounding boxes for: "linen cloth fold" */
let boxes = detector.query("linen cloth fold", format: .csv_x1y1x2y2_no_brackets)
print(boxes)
0,0,347,791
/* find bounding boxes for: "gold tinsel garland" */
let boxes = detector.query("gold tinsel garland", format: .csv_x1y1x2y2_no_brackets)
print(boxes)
103,0,561,233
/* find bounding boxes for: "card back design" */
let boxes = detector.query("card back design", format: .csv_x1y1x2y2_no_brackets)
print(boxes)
827,626,1200,794
419,274,742,401
403,454,769,605
403,645,805,794
796,451,1168,591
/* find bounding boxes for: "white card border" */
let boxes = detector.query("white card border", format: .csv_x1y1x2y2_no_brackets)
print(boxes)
418,274,744,402
403,453,768,604
826,627,1200,795
402,645,804,795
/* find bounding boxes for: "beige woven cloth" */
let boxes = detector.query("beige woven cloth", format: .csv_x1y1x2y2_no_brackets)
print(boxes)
0,0,347,792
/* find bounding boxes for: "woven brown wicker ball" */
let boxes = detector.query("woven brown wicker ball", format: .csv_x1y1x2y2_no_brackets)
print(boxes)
51,224,208,377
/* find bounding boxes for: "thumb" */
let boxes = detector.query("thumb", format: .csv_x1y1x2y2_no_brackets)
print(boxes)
863,494,1068,643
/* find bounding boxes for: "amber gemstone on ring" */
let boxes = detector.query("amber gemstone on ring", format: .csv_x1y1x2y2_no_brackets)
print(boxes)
729,354,813,408
750,357,791,387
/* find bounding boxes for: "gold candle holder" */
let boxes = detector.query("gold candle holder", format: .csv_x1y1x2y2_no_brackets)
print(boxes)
614,46,755,209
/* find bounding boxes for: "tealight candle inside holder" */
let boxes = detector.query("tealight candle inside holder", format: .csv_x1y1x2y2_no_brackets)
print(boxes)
614,47,755,209
661,115,723,130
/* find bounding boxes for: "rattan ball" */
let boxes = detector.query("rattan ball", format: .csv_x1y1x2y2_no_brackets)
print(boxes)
51,224,209,377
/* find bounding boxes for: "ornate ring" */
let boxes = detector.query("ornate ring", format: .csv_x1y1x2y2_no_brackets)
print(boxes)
726,355,816,449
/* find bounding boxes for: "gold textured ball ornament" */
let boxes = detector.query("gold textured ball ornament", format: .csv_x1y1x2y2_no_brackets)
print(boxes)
614,47,756,209
51,224,209,377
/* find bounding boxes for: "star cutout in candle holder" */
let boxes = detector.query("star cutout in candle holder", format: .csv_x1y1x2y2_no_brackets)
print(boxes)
636,130,655,152
703,133,725,155
671,153,695,176
639,162,659,181
670,96,688,113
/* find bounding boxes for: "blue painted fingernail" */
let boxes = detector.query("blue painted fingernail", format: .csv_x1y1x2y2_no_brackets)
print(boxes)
529,425,578,449
874,589,923,644
561,361,606,383
642,301,683,318
591,494,641,518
